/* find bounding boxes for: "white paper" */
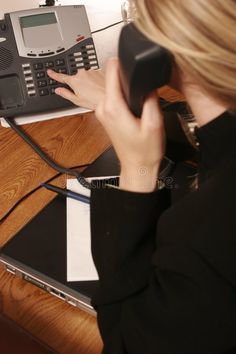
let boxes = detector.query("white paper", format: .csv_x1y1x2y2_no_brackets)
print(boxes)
67,177,96,281
67,176,118,282
0,1,123,127
0,106,92,127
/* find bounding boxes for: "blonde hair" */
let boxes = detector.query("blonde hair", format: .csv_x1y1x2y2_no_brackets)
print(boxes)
131,0,236,110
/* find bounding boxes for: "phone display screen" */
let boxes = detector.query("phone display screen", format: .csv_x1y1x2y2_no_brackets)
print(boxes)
19,12,62,49
20,13,57,28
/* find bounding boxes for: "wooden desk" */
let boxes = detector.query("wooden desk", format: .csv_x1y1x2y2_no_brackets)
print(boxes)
0,87,183,353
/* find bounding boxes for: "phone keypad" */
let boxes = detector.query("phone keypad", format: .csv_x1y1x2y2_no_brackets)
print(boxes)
30,57,68,96
23,44,98,98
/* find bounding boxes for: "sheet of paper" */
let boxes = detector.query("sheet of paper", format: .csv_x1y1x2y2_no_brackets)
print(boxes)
67,176,117,282
0,106,92,127
67,178,95,281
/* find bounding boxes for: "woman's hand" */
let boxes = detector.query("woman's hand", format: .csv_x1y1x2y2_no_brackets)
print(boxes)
96,58,166,193
47,68,105,110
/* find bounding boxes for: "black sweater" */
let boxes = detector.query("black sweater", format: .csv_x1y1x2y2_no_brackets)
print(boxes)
90,111,236,354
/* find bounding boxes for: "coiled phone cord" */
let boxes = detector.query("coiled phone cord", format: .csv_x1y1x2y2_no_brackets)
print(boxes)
4,117,91,189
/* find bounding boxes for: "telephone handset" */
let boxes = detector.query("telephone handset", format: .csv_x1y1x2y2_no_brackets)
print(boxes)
118,23,198,163
0,5,99,118
118,23,172,117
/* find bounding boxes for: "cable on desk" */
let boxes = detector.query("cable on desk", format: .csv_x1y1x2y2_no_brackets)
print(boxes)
4,117,91,189
0,163,89,224
92,21,124,34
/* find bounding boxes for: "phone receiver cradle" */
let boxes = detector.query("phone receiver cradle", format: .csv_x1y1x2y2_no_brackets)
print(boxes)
0,75,23,110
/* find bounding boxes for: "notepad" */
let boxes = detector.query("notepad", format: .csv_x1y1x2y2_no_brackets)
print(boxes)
67,176,117,282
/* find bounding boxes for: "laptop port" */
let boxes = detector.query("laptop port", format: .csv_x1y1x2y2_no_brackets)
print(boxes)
23,274,45,290
49,288,66,301
67,298,77,307
5,265,16,275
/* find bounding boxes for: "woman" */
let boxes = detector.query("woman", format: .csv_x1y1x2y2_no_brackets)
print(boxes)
48,0,236,353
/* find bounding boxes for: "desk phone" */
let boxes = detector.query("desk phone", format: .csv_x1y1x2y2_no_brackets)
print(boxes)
0,6,99,118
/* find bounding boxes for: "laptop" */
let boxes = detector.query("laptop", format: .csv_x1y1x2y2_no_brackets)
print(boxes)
0,147,176,315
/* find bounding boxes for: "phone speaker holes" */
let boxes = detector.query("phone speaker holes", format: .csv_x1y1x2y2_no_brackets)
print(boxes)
0,47,13,71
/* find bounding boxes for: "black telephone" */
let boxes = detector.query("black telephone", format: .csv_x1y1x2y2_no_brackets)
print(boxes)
0,5,99,118
118,23,172,117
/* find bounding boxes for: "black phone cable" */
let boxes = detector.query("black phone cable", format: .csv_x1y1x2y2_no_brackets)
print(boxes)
4,117,91,189
92,21,123,34
0,163,89,224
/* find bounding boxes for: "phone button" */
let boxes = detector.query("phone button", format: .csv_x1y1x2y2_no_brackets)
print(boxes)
28,89,36,96
76,63,84,68
39,88,49,96
57,68,67,74
34,63,43,70
55,59,65,66
25,76,33,83
37,80,47,88
26,83,34,89
45,61,54,68
74,52,82,57
57,48,65,53
87,50,95,55
36,72,45,79
39,52,55,56
50,87,57,95
48,79,57,85
86,45,94,50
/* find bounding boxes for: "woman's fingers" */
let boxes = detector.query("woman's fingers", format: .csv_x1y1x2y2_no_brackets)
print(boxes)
141,92,164,133
105,58,124,104
47,69,71,85
48,69,78,103
55,87,79,105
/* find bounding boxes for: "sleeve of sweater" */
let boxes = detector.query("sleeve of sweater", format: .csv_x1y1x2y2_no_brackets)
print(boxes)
90,185,171,304
90,185,236,354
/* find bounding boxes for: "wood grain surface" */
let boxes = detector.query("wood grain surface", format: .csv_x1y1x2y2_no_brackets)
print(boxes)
0,112,110,354
0,87,183,353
